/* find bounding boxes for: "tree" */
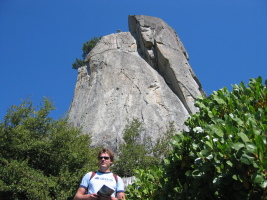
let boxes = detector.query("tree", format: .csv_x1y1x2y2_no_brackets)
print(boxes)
81,37,101,59
152,121,176,159
126,77,267,199
72,37,101,69
72,58,85,70
114,119,176,177
0,98,98,199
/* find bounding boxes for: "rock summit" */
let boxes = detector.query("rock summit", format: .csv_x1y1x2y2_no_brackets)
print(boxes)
68,15,205,152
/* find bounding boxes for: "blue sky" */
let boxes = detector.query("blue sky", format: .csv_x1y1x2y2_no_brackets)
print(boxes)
1,0,266,120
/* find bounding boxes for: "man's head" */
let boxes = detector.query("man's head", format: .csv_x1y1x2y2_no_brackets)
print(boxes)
98,148,114,163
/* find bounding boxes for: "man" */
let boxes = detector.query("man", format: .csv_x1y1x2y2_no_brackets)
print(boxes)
74,148,125,200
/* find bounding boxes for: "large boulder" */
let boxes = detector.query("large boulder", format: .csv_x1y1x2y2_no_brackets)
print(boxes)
68,15,205,152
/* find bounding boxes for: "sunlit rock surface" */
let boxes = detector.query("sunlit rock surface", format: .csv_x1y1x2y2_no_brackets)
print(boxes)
68,15,205,152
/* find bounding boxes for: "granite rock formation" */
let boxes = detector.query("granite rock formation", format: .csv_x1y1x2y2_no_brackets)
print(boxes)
68,15,205,152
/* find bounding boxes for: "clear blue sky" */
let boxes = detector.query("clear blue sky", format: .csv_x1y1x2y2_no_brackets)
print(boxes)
1,0,266,120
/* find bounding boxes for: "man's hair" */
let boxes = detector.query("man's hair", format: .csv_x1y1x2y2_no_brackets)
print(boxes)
98,148,114,162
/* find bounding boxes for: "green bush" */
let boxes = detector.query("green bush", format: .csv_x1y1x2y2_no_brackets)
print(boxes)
126,77,267,200
0,98,98,199
114,119,158,177
72,58,85,70
114,119,175,177
72,37,101,69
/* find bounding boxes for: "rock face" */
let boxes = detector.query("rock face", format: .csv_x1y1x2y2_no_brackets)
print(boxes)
68,15,205,152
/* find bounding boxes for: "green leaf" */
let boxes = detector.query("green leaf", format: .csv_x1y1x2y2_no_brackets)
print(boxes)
192,169,202,178
213,95,226,105
261,158,267,170
208,111,214,118
245,142,256,153
237,132,250,143
255,135,264,150
232,142,245,151
253,162,259,168
254,135,265,161
226,160,233,167
209,124,224,137
252,173,265,184
200,149,210,157
205,140,213,149
185,170,192,177
240,153,254,165
260,180,267,188
232,175,238,180
234,117,244,126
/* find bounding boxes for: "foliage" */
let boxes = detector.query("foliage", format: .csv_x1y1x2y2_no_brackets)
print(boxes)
114,119,176,177
126,77,267,200
152,122,176,159
126,166,165,200
81,37,101,59
113,118,157,177
0,98,98,199
72,37,101,69
72,58,85,70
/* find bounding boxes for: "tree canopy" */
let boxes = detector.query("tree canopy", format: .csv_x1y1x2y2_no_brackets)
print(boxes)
0,98,98,199
2,76,266,199
72,37,101,69
113,118,175,177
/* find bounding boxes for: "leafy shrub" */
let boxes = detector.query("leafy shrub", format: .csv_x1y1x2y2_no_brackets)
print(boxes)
72,58,85,70
72,37,101,69
126,77,267,200
114,119,158,177
81,37,101,59
0,98,98,199
126,166,166,200
114,119,175,177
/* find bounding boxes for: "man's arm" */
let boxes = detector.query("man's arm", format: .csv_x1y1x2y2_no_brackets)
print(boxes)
74,187,99,200
116,192,125,200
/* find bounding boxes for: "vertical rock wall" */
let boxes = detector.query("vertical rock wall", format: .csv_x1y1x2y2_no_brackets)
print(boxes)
68,15,205,152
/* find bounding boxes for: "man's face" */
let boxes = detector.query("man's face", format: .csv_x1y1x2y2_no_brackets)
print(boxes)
98,153,113,170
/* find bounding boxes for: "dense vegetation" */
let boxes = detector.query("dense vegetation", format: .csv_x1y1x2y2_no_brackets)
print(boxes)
0,99,173,199
1,77,266,199
114,119,175,177
72,37,101,69
126,77,267,199
0,98,98,199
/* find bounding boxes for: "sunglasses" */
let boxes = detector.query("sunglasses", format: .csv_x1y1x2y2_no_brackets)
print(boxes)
98,156,110,160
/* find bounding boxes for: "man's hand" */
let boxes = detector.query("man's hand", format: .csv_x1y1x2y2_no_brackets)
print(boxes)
98,195,117,200
89,193,100,199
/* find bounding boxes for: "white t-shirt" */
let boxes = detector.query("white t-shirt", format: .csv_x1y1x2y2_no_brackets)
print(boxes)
80,171,125,197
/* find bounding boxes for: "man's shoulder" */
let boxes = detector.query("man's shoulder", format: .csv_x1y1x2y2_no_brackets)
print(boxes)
113,173,119,182
83,171,93,177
